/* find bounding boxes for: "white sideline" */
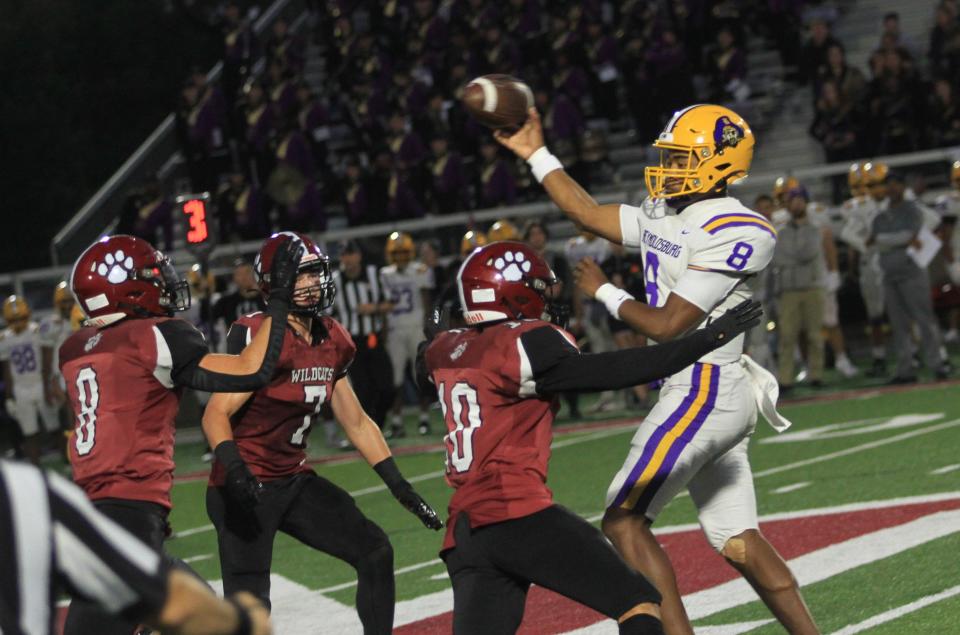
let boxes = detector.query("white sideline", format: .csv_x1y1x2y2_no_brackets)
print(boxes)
828,584,960,635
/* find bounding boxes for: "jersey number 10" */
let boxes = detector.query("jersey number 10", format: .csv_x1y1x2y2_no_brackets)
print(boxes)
437,381,483,473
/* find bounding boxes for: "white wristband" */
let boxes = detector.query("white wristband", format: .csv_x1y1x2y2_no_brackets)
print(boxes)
594,283,634,320
527,146,563,183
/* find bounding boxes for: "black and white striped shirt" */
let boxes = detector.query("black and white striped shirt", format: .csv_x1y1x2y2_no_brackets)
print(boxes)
332,264,386,338
0,461,167,635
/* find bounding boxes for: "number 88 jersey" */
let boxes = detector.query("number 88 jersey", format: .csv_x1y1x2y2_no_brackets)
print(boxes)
619,196,777,365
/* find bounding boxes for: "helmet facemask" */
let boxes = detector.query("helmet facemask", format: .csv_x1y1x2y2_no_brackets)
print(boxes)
291,259,336,317
645,144,711,199
122,255,191,317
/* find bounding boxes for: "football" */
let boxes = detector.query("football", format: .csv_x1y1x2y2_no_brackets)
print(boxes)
461,74,534,130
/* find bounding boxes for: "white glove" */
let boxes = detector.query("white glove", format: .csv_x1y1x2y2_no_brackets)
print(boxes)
825,270,842,293
949,261,960,286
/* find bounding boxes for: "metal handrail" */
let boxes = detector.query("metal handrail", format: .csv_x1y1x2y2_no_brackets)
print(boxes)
20,144,960,298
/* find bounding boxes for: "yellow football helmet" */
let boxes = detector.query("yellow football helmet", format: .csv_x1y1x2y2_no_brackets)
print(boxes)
847,163,866,197
3,295,30,328
70,304,87,331
772,176,800,206
951,160,960,190
53,281,75,313
385,231,415,266
862,161,889,185
186,264,215,297
645,104,754,199
460,230,488,257
488,219,519,242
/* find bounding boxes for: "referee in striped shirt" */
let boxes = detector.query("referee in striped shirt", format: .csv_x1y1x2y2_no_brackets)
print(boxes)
332,240,396,429
0,460,271,635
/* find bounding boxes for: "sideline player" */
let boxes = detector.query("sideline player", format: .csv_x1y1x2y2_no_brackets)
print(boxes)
841,162,887,375
380,231,434,437
60,234,301,635
496,105,818,634
1,296,58,464
202,232,442,634
422,240,762,635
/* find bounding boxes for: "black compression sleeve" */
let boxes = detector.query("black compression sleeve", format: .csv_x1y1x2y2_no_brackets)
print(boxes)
522,326,721,394
225,323,250,356
173,297,290,392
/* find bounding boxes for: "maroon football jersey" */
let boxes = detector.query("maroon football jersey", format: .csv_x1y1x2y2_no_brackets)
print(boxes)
209,314,356,485
60,317,208,508
426,319,579,550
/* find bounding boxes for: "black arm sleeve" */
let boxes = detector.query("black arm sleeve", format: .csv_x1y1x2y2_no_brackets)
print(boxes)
170,298,290,392
520,326,721,394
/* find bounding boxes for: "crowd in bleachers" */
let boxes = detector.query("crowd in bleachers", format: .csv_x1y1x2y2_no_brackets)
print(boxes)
119,0,830,250
808,6,960,178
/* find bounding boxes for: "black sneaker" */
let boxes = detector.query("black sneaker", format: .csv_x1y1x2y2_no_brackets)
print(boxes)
418,420,431,436
887,375,917,385
868,358,887,377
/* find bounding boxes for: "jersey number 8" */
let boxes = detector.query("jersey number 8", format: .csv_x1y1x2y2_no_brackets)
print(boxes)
726,241,754,271
74,367,100,456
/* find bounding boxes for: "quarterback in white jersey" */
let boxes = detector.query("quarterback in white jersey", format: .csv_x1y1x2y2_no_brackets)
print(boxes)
1,296,58,464
495,104,818,635
39,282,77,409
380,232,434,437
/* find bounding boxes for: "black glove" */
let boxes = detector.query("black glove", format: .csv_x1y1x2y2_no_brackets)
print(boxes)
374,457,444,530
215,441,263,511
269,237,305,303
704,299,763,343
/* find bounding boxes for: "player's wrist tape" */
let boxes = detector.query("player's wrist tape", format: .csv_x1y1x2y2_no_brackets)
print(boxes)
594,283,634,320
373,457,408,494
527,147,562,183
226,597,253,635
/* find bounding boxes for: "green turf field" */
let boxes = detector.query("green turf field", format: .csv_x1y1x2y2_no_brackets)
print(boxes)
149,377,960,634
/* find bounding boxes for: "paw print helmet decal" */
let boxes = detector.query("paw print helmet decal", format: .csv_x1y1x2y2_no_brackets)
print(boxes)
457,241,559,325
71,235,191,328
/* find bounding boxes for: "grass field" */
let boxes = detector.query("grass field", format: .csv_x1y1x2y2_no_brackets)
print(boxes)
140,374,960,634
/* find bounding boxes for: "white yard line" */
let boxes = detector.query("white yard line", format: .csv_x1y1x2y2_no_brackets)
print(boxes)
316,558,443,594
829,584,960,635
930,463,960,475
182,553,213,564
771,481,812,494
563,509,960,634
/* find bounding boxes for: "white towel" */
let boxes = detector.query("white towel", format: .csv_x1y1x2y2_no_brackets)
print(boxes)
739,354,792,432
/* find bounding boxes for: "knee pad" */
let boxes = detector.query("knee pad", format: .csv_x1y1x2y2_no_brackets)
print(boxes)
721,536,747,564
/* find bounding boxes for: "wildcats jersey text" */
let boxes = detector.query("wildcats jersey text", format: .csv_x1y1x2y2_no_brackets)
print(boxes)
210,314,356,485
426,320,577,550
619,196,776,365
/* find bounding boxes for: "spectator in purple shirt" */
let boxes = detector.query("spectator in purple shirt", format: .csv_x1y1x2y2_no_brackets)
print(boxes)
283,180,326,232
216,171,270,242
242,79,276,183
429,137,467,214
343,158,374,227
586,20,620,120
477,140,517,208
266,17,305,74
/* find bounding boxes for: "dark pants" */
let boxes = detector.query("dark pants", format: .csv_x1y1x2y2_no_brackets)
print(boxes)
349,336,395,428
443,505,662,635
62,499,169,635
207,471,394,634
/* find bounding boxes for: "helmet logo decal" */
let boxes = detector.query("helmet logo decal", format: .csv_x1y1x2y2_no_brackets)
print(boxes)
714,116,744,153
95,250,135,284
492,250,532,282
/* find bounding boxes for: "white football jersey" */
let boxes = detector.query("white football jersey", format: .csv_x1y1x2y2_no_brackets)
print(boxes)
380,261,433,331
935,192,960,257
839,195,880,253
619,196,777,365
0,323,45,398
38,314,72,376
